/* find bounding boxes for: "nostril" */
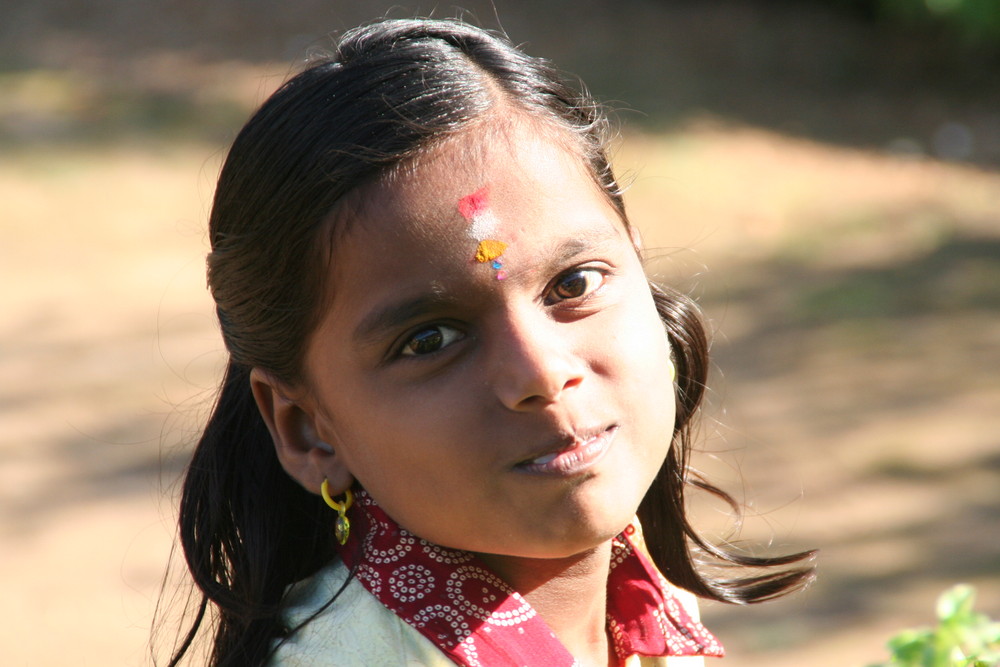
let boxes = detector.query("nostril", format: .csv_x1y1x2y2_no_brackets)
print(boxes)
516,394,553,411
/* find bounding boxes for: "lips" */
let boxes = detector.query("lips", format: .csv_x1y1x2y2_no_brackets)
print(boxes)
515,425,618,476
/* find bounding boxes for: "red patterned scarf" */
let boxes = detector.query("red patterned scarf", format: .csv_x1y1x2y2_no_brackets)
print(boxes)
335,490,723,666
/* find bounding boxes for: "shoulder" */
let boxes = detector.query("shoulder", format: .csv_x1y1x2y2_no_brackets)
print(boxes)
268,560,452,667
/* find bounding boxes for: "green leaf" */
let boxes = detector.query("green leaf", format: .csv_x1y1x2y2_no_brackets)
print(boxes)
873,585,1000,666
887,628,934,662
937,584,976,623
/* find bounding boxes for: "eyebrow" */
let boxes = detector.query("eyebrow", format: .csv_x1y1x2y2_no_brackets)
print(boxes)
544,226,625,269
549,236,603,266
353,292,458,349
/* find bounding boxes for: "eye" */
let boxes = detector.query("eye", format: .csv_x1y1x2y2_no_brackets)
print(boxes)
399,324,464,357
550,268,605,301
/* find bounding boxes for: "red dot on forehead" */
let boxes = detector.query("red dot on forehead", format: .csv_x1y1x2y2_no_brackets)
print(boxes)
458,187,490,220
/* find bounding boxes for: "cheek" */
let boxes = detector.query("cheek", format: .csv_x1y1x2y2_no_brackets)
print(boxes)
318,385,470,482
608,288,673,372
607,293,676,421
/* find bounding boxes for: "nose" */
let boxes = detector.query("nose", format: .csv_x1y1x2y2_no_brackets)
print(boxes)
490,312,585,411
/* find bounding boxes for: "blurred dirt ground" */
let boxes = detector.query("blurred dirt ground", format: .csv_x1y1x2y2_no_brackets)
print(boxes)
1,2,998,665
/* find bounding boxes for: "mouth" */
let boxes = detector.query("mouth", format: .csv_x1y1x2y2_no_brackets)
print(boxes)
514,425,618,476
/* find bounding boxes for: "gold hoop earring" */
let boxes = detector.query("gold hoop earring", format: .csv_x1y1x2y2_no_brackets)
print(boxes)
321,480,354,546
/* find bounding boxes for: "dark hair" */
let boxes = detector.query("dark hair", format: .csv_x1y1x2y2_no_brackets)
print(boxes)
163,17,814,667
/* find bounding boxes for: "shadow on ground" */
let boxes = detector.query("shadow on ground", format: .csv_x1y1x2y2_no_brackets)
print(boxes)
2,0,999,164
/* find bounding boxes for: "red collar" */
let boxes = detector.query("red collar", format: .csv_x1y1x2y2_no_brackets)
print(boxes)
335,490,723,665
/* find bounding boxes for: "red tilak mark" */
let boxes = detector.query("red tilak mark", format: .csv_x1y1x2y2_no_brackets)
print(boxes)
458,187,490,220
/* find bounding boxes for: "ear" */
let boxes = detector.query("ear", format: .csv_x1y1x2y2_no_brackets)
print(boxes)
249,367,354,496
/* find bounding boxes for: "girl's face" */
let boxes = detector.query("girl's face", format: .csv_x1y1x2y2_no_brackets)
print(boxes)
301,120,676,559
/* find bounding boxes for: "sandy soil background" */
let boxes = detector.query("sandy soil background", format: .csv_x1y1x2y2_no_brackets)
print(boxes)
2,2,998,665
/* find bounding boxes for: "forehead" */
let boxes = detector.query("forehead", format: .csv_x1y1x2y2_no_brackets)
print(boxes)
322,119,627,298
363,119,605,229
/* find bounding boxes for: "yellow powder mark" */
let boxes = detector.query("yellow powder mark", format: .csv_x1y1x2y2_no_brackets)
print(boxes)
474,239,507,263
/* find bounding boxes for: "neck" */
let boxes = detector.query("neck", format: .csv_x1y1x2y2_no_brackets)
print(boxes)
476,542,614,667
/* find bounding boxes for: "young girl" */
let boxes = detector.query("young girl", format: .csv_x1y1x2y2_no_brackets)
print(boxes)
166,17,814,667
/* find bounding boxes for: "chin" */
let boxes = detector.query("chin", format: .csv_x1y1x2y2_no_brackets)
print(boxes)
539,509,639,558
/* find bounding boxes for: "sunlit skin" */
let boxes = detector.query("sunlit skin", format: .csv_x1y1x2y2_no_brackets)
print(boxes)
255,116,678,665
